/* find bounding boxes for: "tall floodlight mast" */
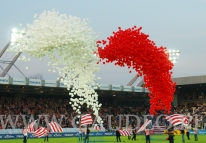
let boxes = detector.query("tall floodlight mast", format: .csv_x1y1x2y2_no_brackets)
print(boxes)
0,28,25,77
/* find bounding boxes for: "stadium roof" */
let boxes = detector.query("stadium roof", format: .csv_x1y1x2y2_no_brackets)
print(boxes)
1,75,206,97
0,77,149,97
173,75,206,85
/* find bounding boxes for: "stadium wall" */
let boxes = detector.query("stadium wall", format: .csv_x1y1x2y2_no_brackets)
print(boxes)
0,128,206,140
0,128,112,140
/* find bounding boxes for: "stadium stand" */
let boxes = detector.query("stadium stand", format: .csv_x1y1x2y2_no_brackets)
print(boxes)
0,94,206,131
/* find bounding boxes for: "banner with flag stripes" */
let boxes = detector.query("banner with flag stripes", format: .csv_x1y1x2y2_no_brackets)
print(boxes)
118,130,130,136
27,120,37,133
137,119,152,133
165,114,188,126
94,124,105,131
32,127,47,138
48,121,63,132
153,126,166,133
81,114,93,125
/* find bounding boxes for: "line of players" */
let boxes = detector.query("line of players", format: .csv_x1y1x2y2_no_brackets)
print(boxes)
115,126,199,143
22,125,199,143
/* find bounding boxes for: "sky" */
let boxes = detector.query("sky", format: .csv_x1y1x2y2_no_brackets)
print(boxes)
0,0,206,85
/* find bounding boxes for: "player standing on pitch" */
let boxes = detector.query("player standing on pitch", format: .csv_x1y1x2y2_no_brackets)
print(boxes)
22,126,28,143
44,128,50,142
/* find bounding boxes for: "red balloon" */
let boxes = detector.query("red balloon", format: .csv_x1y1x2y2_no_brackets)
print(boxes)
97,26,175,115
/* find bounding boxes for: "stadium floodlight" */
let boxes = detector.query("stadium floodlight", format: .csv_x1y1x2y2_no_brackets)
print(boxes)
10,28,21,43
0,28,21,57
166,49,180,63
0,28,26,77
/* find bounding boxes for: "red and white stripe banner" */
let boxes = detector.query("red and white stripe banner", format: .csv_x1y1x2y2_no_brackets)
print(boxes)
32,127,47,138
137,119,151,133
81,114,93,125
153,126,166,133
165,114,188,126
27,120,36,133
118,130,130,136
48,121,63,132
94,125,105,131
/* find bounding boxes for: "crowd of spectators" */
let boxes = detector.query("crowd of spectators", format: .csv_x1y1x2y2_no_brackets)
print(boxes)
0,95,206,130
173,102,206,129
0,95,150,130
0,95,77,129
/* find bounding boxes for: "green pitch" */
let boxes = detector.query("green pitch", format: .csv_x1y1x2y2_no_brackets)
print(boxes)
0,135,205,143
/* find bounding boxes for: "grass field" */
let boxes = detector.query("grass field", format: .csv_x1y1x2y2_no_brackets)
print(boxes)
0,135,205,143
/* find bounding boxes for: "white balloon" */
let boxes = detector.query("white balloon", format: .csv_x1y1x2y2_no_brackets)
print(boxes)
8,9,102,123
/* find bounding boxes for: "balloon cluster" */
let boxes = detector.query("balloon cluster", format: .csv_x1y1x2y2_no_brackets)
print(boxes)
97,26,176,115
8,10,102,123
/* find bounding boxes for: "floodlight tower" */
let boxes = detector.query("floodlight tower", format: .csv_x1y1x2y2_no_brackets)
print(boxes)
0,29,19,57
0,28,25,77
167,49,180,64
127,49,181,86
